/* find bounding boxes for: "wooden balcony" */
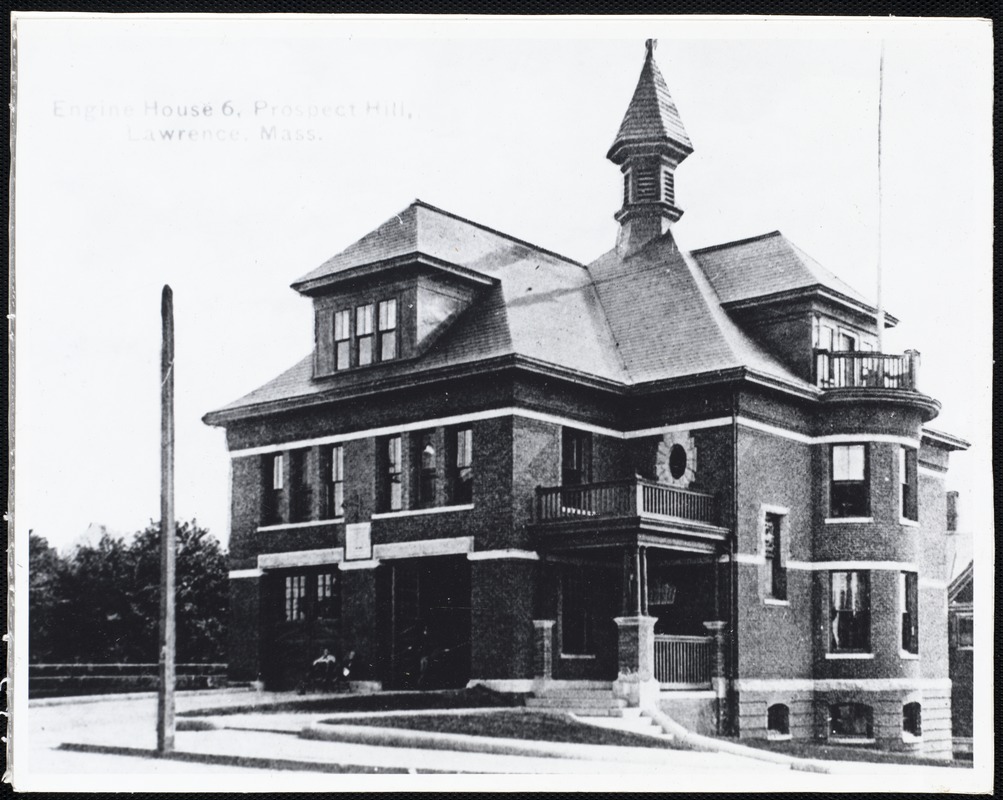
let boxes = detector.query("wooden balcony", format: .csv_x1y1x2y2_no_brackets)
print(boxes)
533,479,727,554
814,349,919,391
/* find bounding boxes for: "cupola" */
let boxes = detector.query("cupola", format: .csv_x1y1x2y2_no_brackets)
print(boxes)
608,39,693,257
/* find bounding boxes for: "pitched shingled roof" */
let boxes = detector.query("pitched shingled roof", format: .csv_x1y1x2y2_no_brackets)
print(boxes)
208,203,833,420
607,40,692,162
587,233,805,385
692,231,876,311
292,200,581,291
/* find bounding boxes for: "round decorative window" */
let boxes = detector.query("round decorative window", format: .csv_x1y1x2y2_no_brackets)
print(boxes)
656,433,697,488
668,444,687,480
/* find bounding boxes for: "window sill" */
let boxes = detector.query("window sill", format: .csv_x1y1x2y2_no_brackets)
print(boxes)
371,504,474,520
767,732,792,741
824,517,874,524
258,518,343,532
764,598,790,607
826,652,874,660
828,737,875,746
899,650,920,660
901,732,923,744
899,517,920,527
560,653,597,660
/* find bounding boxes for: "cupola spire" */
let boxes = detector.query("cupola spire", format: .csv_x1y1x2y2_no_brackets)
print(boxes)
608,40,693,256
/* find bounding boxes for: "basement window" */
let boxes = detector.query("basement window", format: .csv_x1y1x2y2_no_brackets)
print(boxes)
767,704,790,739
829,702,873,741
902,702,922,740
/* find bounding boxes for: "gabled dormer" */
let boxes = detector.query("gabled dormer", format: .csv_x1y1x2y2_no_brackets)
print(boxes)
291,201,497,379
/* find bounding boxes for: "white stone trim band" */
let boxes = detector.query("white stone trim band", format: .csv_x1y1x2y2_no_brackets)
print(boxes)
257,518,343,532
228,408,924,457
228,568,264,579
371,504,473,520
372,536,473,560
785,560,918,572
467,549,540,561
258,548,343,569
736,677,952,692
918,466,947,479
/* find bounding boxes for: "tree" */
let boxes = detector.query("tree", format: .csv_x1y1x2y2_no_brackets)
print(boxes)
28,533,69,662
130,519,229,663
29,520,228,664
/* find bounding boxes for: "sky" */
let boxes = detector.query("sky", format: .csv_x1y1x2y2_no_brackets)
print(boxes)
12,15,993,556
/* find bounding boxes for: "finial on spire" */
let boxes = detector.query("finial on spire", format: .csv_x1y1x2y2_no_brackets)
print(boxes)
645,38,657,57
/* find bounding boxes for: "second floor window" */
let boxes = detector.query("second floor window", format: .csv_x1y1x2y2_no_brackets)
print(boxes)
334,310,351,371
356,304,375,366
764,512,786,600
378,435,403,512
830,570,870,652
327,444,344,518
378,299,397,361
901,571,919,654
414,430,438,509
900,447,918,521
562,428,592,487
263,453,284,525
289,448,312,523
830,444,869,517
449,427,473,504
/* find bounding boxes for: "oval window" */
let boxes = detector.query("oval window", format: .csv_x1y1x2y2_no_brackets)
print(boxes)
669,444,687,480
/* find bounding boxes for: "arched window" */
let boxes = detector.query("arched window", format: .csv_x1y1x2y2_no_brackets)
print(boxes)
829,702,873,740
767,704,790,738
903,702,922,739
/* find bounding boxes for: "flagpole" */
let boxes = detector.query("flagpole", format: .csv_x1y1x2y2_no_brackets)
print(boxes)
876,42,886,353
157,285,176,754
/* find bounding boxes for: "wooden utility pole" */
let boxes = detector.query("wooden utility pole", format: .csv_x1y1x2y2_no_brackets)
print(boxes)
157,285,176,754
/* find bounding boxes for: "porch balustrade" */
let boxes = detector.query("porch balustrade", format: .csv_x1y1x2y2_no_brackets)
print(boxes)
814,349,919,391
653,634,713,688
536,480,718,526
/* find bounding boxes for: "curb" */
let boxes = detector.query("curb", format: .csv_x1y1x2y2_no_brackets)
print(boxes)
56,741,447,774
643,707,834,774
29,687,258,708
302,721,680,764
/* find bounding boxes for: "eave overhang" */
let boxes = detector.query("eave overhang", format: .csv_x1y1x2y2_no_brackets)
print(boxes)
721,285,900,329
291,253,499,297
922,426,971,451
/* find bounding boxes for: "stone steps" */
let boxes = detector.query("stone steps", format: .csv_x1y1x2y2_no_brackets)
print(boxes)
526,682,628,718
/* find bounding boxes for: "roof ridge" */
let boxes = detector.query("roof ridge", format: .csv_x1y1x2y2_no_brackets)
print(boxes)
690,230,784,254
410,199,585,269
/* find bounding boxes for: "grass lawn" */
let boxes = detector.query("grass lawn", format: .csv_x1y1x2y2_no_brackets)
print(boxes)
738,738,972,768
181,686,525,717
323,709,682,750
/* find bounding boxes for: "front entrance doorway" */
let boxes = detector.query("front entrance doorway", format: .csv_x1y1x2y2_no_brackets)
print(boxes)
377,555,471,689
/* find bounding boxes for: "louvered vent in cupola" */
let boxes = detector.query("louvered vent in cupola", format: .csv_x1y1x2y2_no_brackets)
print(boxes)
623,171,631,206
635,168,658,201
662,170,675,204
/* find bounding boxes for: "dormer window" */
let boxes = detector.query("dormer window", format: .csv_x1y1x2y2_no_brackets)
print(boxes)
356,303,375,366
327,296,400,373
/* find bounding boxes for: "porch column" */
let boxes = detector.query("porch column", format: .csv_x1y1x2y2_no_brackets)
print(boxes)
531,620,555,687
614,545,658,707
703,620,728,734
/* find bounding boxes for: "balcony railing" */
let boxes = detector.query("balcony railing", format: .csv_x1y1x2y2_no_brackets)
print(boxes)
536,479,718,526
814,349,919,391
654,634,712,687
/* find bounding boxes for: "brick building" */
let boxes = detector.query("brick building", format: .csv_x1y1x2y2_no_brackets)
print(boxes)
204,41,967,757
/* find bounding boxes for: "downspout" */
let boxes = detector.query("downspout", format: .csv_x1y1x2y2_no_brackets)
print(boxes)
729,386,740,736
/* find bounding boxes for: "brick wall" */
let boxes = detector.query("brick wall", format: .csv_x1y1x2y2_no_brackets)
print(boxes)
470,559,536,680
